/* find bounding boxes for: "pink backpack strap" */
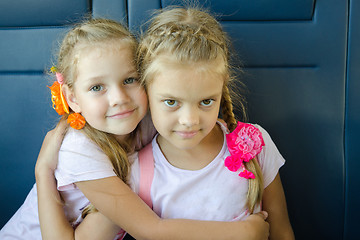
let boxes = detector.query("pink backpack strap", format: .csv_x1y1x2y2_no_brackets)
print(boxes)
138,143,154,209
116,144,154,239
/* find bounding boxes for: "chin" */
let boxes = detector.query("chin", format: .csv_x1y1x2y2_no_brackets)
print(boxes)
174,139,202,149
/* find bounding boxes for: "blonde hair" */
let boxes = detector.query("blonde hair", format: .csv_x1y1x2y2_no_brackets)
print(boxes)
54,18,139,216
137,7,263,213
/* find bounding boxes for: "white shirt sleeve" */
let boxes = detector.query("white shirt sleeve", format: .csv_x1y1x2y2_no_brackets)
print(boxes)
55,129,116,191
255,124,285,188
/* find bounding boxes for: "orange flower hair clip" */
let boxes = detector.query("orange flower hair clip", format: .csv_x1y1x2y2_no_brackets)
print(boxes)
48,67,86,130
67,112,86,130
48,67,69,115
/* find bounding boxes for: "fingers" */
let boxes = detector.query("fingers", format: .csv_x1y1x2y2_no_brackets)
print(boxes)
39,119,68,161
255,211,268,220
55,118,69,138
46,118,68,142
246,211,270,240
36,120,68,173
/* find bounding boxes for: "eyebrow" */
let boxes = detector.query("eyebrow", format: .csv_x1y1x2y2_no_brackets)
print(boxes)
86,68,138,82
156,92,222,100
124,69,138,76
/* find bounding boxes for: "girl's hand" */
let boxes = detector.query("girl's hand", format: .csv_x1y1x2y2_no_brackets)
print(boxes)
243,211,270,240
35,119,68,175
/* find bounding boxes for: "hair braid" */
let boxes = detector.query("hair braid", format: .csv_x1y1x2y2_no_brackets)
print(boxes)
222,83,263,213
244,160,264,213
221,85,238,132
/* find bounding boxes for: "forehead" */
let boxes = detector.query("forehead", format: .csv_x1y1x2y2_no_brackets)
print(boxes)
148,61,224,100
72,43,136,87
157,54,225,73
149,54,225,80
75,41,135,71
77,48,131,74
75,40,133,60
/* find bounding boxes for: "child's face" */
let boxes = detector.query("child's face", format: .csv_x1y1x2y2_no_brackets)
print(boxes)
147,62,223,150
67,43,148,138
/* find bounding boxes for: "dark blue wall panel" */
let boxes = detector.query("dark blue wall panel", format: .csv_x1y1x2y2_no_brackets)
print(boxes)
0,1,358,240
344,0,360,239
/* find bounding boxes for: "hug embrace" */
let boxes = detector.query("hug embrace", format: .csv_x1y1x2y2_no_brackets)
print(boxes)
0,6,294,240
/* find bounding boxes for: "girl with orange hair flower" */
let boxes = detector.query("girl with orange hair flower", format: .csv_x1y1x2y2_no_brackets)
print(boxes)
0,18,270,240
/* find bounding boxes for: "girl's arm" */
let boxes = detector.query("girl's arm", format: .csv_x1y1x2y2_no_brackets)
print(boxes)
76,176,270,240
36,167,121,240
35,123,270,240
35,120,75,239
35,121,121,240
262,173,295,240
37,173,269,240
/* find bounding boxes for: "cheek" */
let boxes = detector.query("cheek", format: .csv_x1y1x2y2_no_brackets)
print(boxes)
80,103,98,119
150,107,170,129
203,108,221,125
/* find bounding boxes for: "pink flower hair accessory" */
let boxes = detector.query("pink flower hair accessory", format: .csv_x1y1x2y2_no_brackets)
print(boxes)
224,122,265,179
55,72,64,84
51,66,64,84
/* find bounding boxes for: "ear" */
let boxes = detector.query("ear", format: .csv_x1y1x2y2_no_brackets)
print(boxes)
62,85,81,113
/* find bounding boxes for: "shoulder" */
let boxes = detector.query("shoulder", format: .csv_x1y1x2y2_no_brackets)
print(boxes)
55,129,116,189
251,124,272,144
61,128,98,152
59,128,109,165
223,121,285,187
250,124,281,157
229,122,275,149
60,128,108,160
251,124,285,187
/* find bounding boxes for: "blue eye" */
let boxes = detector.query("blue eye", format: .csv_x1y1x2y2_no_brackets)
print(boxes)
124,77,137,85
164,100,178,107
200,99,214,106
90,85,103,92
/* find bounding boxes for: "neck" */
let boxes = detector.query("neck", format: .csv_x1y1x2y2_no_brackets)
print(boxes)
114,133,129,141
157,123,224,170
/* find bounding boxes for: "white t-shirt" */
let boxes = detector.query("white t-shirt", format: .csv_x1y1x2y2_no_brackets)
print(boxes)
55,128,118,226
0,129,117,240
130,123,285,221
0,115,155,240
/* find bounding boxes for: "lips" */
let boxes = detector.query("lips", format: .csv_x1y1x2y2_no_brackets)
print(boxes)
176,130,199,138
107,109,135,119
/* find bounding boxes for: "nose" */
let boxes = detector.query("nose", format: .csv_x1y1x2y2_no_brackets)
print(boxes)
108,85,130,107
178,105,199,127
